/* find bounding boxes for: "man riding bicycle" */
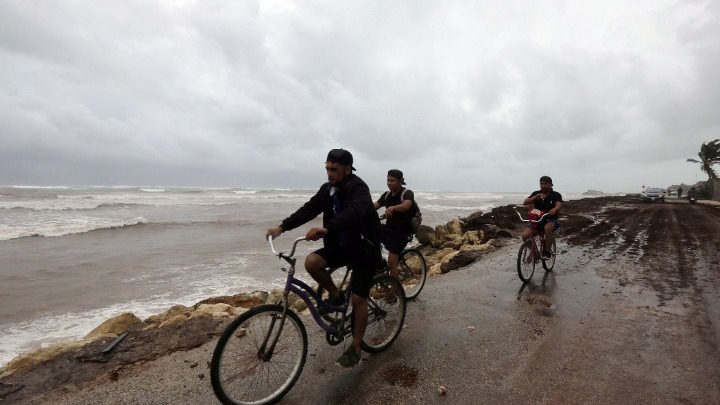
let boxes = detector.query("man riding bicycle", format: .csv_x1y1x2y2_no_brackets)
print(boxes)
522,175,562,259
266,148,382,368
374,169,416,282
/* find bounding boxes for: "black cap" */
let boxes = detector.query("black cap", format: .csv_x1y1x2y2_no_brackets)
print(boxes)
326,149,356,171
540,175,553,185
387,169,406,185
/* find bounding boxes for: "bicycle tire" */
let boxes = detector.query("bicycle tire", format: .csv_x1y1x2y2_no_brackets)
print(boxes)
541,239,557,272
397,248,427,300
361,275,406,353
211,304,307,405
517,239,535,283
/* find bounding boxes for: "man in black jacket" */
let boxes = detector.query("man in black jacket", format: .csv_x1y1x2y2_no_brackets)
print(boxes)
266,148,381,367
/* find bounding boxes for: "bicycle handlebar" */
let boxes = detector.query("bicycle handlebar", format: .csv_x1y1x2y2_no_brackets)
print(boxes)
268,235,308,258
514,206,549,223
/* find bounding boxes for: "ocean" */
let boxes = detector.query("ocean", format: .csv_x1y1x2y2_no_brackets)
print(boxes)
0,186,586,367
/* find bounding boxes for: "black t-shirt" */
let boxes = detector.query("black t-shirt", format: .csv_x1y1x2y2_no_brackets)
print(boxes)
376,188,415,233
529,190,563,219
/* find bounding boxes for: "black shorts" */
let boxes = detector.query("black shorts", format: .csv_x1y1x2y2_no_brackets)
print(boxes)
314,241,381,298
380,226,410,255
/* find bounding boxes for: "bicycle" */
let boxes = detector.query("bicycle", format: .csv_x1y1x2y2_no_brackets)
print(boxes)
515,207,557,283
210,236,406,405
318,243,427,302
375,215,427,299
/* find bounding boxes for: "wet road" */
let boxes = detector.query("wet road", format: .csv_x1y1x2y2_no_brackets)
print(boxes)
266,199,720,405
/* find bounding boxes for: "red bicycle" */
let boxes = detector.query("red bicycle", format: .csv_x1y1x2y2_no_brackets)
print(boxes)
515,207,556,283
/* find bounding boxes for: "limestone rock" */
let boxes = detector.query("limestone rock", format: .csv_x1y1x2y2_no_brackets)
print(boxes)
191,303,240,318
194,291,268,309
415,225,435,246
144,304,192,327
460,240,494,251
447,218,463,235
158,314,188,328
428,263,442,277
440,250,483,273
84,313,145,340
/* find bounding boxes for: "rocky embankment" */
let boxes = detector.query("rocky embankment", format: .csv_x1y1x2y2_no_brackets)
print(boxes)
0,198,610,402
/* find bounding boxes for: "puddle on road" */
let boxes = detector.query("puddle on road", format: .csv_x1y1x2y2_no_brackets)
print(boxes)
379,363,418,387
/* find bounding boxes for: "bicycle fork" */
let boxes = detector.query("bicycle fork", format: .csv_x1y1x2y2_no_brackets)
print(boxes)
257,296,291,361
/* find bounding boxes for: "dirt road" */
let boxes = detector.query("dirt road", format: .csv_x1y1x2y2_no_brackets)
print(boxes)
5,197,720,404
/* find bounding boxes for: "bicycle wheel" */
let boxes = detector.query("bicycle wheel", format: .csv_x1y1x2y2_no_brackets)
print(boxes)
397,248,427,300
517,239,536,283
362,275,406,353
211,304,307,405
541,239,557,272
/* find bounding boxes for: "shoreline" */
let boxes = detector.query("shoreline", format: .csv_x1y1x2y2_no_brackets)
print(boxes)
5,193,715,374
0,194,637,375
0,193,720,405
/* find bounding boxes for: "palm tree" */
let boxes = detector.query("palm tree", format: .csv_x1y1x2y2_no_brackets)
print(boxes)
687,139,720,180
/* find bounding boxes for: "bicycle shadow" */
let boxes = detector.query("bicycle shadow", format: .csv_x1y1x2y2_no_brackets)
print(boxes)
516,272,556,315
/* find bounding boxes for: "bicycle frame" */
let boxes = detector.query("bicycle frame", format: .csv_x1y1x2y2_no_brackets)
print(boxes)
269,236,352,336
515,207,557,282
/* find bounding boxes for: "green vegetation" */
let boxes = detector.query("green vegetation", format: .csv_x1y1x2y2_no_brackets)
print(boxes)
687,139,720,181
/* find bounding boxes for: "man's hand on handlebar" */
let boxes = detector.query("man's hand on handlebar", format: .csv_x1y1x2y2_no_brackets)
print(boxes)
305,227,328,241
266,226,283,240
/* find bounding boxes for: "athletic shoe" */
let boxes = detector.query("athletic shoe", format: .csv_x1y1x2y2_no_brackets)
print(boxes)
542,250,552,260
318,292,344,315
336,346,360,367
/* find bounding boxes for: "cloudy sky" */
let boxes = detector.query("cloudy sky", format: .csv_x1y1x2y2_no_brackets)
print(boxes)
1,1,718,193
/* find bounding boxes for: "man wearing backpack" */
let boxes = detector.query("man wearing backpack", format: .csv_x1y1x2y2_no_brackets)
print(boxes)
374,169,418,281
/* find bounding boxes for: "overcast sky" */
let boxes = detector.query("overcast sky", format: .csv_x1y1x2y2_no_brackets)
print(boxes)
1,1,718,193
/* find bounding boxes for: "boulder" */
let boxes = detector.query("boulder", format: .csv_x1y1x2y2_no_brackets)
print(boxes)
84,313,145,340
415,225,436,246
434,225,449,247
440,250,483,273
460,240,494,251
1,340,89,376
144,304,193,327
428,263,443,277
462,230,481,245
158,314,188,328
194,291,268,309
441,234,464,249
191,303,241,318
447,218,463,235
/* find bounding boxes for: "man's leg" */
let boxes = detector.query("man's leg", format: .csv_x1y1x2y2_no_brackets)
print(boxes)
305,253,341,299
387,251,400,280
522,227,533,241
350,293,367,355
543,222,555,253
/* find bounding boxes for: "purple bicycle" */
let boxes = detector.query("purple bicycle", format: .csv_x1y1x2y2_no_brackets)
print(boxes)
210,236,406,405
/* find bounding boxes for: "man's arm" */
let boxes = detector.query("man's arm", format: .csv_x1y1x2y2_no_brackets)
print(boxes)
266,186,324,238
548,201,562,216
385,199,412,217
523,191,541,205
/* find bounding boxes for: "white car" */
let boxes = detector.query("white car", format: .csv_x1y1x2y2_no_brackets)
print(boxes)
668,189,677,196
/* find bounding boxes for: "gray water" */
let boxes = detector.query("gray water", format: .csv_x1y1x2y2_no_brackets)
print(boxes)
0,186,584,366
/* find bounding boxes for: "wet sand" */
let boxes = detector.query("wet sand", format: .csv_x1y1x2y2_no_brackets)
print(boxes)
3,195,720,404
